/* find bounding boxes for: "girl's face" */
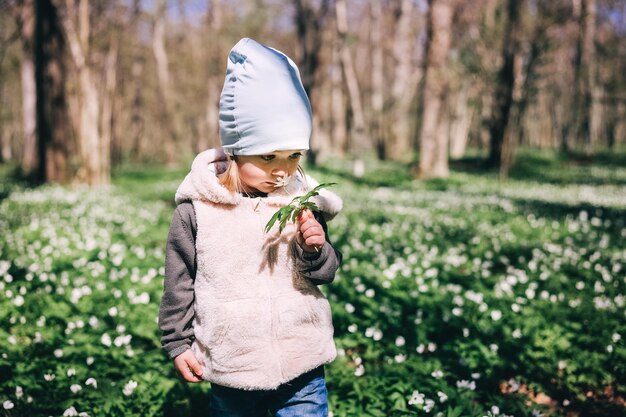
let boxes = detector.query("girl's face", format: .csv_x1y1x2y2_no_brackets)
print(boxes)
236,150,303,193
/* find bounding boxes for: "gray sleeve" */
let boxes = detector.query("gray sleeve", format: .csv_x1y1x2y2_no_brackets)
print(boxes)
158,202,197,359
293,212,343,285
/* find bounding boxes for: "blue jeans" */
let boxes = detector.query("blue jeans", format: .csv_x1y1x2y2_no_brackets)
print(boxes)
209,366,328,417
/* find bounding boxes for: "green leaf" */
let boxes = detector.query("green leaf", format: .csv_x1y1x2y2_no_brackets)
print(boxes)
264,182,336,233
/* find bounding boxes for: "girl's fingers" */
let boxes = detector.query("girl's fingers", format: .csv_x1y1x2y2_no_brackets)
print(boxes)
297,209,314,223
302,225,323,240
186,356,204,378
174,352,203,383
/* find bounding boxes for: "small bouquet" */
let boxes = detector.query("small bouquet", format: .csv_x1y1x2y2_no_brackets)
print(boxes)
264,182,336,233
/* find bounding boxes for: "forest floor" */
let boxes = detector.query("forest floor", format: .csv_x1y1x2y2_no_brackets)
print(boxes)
1,147,625,417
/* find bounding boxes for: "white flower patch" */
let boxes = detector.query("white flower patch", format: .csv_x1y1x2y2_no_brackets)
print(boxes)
408,390,424,406
123,380,138,396
456,380,476,391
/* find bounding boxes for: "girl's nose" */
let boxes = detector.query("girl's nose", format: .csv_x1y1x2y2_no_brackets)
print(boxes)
272,166,288,177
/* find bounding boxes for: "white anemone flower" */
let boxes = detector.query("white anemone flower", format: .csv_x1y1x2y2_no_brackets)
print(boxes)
63,406,78,416
123,380,138,396
273,174,292,188
408,390,425,406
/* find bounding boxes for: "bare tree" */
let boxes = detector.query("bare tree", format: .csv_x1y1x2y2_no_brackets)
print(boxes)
153,0,178,164
416,0,455,179
486,0,525,169
16,0,39,179
571,0,598,151
36,0,71,183
335,0,368,176
369,0,385,160
203,0,225,153
293,0,331,165
387,0,422,161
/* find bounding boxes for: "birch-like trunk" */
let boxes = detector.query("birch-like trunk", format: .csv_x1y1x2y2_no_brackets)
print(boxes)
153,0,177,164
330,28,347,154
370,1,385,160
100,38,118,180
203,0,223,152
571,0,598,150
417,0,454,179
388,0,419,161
449,81,474,159
19,0,39,178
0,84,11,162
336,0,367,175
59,0,106,185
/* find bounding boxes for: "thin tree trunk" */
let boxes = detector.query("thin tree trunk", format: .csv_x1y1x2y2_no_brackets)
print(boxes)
500,52,524,180
0,86,5,162
293,0,331,165
100,37,118,181
153,0,178,164
18,0,39,178
203,0,223,152
417,0,455,179
389,0,418,161
449,80,474,159
370,0,385,160
335,0,367,176
129,0,144,162
487,0,524,168
36,0,71,183
330,28,347,154
58,0,106,185
571,0,597,151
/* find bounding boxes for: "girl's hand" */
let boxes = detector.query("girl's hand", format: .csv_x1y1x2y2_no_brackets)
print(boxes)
173,350,204,383
297,209,325,252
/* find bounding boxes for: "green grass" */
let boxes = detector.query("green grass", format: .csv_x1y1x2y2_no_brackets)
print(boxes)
1,148,625,417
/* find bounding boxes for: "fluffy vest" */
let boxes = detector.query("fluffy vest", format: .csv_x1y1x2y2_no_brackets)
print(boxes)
176,149,342,390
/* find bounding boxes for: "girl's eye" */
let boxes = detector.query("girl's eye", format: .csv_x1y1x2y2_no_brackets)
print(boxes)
289,153,303,160
260,155,275,161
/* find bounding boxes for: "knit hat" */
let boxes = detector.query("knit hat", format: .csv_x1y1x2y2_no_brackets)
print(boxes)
219,38,312,156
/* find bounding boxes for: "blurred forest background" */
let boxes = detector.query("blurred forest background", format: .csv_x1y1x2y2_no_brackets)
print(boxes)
0,0,625,185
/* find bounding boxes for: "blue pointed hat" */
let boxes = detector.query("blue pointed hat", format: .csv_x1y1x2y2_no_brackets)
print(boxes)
219,38,312,156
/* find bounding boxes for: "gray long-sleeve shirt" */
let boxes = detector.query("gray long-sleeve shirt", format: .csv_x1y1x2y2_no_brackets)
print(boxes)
158,201,343,359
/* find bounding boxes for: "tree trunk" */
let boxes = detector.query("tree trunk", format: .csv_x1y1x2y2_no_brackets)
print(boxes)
36,0,71,183
100,37,118,181
153,0,178,164
0,82,12,163
416,0,455,179
18,0,39,179
57,0,107,185
499,52,524,180
128,0,144,163
330,28,347,154
335,0,367,176
571,0,597,151
486,0,524,168
370,0,385,160
449,80,474,159
293,0,331,165
388,0,419,161
203,0,223,153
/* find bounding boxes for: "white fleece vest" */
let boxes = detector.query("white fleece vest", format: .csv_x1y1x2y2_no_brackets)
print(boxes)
176,149,342,390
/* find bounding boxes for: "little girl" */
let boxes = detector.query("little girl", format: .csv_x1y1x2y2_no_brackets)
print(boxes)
159,38,343,417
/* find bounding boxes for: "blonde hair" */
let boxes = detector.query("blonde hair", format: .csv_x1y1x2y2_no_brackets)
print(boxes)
219,156,307,193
